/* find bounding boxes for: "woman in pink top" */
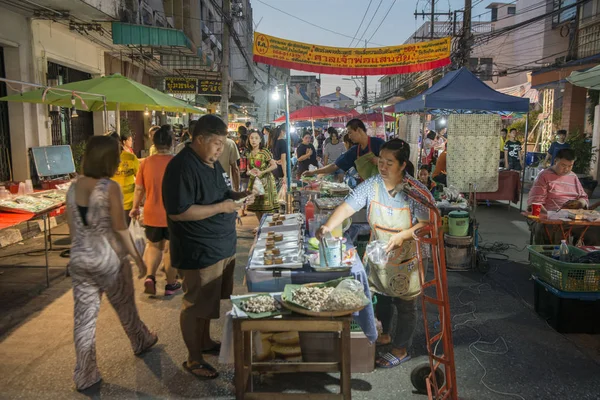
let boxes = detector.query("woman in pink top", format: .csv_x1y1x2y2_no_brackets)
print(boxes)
130,126,181,296
528,148,587,212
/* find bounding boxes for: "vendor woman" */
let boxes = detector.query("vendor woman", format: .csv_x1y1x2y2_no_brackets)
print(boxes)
302,119,385,181
317,139,433,369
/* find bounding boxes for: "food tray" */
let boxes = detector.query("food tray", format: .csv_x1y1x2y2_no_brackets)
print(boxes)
264,213,303,223
249,251,304,270
527,245,600,292
314,197,344,211
230,293,289,319
280,278,368,317
308,254,353,272
253,246,303,260
280,300,366,317
254,239,301,250
258,230,301,241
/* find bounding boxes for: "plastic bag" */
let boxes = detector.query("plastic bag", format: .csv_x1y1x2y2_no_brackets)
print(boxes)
366,240,389,265
252,177,265,195
323,278,370,311
277,182,287,204
128,220,146,256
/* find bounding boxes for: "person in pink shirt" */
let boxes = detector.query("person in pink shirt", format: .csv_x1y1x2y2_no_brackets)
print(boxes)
528,148,588,244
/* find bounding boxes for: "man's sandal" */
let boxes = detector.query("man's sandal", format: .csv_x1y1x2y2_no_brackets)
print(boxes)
182,361,219,380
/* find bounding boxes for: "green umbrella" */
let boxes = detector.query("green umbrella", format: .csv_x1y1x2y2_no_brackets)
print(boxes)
0,74,199,132
567,65,600,90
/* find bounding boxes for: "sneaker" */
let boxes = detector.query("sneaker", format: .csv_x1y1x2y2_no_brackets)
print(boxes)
165,282,182,296
144,276,156,295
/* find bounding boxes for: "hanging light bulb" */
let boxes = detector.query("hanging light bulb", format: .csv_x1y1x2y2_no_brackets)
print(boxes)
70,95,76,107
71,107,78,118
144,106,149,116
183,110,187,116
161,108,166,115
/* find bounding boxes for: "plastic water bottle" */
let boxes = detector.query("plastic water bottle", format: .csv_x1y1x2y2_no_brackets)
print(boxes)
551,246,560,260
559,240,570,262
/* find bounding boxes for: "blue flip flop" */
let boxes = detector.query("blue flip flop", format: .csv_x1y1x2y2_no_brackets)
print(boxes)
376,352,412,369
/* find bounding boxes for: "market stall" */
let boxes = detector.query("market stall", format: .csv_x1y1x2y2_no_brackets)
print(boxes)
394,67,530,207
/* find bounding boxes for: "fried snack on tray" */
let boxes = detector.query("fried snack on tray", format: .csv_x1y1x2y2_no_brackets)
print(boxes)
323,288,365,311
240,295,277,313
291,286,334,312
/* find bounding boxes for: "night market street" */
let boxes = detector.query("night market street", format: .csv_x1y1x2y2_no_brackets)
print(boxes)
1,205,599,400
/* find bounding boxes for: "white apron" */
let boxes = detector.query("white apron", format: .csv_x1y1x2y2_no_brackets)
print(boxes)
364,182,421,300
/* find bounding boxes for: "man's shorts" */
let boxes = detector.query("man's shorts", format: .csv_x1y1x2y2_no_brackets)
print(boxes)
145,226,169,243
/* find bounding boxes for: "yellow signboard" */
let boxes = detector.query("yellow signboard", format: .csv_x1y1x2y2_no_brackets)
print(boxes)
253,33,451,75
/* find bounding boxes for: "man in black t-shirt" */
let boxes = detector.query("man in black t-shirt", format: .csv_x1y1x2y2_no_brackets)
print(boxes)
504,128,523,171
162,114,254,379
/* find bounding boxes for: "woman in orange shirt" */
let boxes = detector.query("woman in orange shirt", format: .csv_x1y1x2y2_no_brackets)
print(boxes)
130,126,181,296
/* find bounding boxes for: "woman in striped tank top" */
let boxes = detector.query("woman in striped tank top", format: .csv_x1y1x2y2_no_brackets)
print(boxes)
66,136,157,391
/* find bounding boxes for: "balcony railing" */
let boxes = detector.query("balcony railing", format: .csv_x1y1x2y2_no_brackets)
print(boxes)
578,19,600,59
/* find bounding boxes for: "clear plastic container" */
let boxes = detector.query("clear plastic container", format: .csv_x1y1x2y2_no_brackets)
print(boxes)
559,240,569,262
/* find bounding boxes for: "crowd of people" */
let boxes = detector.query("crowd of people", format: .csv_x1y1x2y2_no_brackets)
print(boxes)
68,110,591,391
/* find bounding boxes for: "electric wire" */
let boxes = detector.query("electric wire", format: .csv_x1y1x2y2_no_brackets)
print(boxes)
365,0,398,45
354,0,384,48
254,0,384,46
348,0,374,47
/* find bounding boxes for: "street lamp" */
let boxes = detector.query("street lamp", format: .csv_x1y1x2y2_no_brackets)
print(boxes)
272,82,292,190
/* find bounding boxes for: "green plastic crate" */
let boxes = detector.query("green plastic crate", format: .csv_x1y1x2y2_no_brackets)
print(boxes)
527,245,600,293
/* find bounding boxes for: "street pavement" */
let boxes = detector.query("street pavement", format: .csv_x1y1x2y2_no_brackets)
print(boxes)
0,205,599,400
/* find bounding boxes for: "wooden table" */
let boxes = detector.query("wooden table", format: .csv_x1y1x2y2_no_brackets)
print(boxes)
523,212,600,244
233,315,352,400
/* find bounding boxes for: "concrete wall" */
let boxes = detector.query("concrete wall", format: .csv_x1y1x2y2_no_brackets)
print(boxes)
0,8,44,182
31,20,105,145
0,15,107,181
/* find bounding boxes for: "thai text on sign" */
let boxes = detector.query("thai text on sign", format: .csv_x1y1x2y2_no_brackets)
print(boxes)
165,77,197,94
198,79,222,96
252,32,451,75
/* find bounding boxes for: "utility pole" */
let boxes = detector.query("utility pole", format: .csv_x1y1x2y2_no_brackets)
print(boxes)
363,39,368,112
220,0,231,124
266,65,271,124
462,0,472,68
430,0,435,39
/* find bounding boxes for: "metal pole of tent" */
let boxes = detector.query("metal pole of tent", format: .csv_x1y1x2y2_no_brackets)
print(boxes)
381,103,385,138
284,82,292,190
116,103,121,134
519,113,530,211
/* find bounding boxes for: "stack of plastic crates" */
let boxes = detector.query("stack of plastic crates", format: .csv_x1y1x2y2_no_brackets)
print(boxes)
527,245,600,333
527,245,600,292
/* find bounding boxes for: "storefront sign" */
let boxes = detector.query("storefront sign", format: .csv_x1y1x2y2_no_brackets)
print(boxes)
228,122,243,132
253,32,451,75
165,77,197,94
198,79,222,96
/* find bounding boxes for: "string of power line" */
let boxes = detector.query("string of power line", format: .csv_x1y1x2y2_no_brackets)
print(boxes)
352,0,384,48
348,0,374,47
254,0,385,46
366,0,398,45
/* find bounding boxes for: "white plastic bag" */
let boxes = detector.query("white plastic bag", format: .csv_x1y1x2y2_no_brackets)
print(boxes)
324,278,370,311
128,220,146,256
252,177,265,195
366,240,390,265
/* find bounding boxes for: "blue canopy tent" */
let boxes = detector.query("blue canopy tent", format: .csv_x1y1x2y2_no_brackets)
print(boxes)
394,68,530,113
395,67,531,209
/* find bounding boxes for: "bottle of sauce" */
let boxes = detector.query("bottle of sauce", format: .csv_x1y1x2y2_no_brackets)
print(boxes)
305,195,315,230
